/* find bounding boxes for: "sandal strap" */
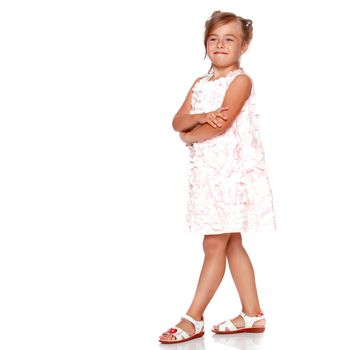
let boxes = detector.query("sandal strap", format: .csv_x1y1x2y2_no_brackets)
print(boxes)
239,311,265,328
217,319,238,332
164,326,190,341
181,314,204,334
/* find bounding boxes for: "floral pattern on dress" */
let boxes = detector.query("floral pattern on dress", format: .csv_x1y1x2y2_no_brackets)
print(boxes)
185,69,277,235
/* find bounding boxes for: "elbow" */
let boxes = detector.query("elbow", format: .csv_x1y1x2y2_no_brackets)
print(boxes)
172,119,179,131
172,117,184,132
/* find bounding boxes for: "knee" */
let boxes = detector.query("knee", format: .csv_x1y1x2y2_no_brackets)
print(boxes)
226,233,243,253
203,234,230,256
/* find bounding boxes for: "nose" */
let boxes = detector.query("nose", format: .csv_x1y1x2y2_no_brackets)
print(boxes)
217,39,224,48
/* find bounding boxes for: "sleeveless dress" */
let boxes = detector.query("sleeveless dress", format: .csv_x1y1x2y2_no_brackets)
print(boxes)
186,68,277,235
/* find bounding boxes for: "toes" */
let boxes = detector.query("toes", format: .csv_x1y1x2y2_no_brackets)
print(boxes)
160,334,174,341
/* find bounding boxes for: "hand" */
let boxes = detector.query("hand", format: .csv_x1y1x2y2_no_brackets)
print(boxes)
197,107,229,128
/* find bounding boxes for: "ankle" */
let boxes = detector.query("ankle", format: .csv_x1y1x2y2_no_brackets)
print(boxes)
185,311,204,321
241,308,263,317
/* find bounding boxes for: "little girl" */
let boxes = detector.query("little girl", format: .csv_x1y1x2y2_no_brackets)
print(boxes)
159,10,277,344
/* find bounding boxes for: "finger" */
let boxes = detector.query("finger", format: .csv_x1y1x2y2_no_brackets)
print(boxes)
206,113,213,120
214,118,222,127
213,117,222,126
215,113,226,121
218,114,228,120
208,120,217,128
220,106,229,111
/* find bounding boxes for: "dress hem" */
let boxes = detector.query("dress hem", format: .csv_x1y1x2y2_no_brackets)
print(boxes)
188,224,278,235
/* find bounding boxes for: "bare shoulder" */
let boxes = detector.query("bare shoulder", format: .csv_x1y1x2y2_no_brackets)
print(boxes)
227,73,252,98
219,74,254,131
230,73,252,87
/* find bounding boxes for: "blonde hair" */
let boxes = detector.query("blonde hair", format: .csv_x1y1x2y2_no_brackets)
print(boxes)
203,10,253,73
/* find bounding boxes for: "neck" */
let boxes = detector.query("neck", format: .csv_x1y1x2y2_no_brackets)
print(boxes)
209,65,241,79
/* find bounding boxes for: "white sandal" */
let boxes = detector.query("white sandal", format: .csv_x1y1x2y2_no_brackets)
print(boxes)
159,314,205,344
212,311,265,334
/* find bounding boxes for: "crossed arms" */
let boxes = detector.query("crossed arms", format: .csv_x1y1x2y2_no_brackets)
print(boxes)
172,74,252,145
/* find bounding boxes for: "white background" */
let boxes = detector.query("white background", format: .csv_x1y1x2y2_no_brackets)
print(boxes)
1,0,350,349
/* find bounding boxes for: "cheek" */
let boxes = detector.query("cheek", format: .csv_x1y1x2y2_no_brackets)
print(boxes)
207,45,215,54
231,45,241,54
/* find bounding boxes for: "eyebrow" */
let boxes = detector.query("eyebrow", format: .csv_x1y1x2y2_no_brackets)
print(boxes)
208,33,237,38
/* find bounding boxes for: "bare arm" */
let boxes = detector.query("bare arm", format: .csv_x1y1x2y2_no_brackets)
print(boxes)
182,74,252,144
172,77,207,132
173,113,207,132
181,123,225,143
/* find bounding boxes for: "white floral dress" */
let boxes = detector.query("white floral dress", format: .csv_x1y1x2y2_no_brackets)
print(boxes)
186,68,277,235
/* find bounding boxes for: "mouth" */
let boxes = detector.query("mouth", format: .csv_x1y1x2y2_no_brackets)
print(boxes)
214,52,227,54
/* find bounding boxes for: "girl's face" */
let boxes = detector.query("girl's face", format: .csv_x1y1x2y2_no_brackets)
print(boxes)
206,21,248,69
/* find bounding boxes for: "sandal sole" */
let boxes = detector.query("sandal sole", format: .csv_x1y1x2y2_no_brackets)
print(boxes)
211,327,265,334
159,331,205,344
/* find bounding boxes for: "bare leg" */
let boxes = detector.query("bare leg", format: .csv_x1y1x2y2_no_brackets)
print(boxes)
213,232,265,330
160,233,231,341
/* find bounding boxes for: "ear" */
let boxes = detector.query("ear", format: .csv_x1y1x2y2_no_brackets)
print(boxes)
240,41,249,55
